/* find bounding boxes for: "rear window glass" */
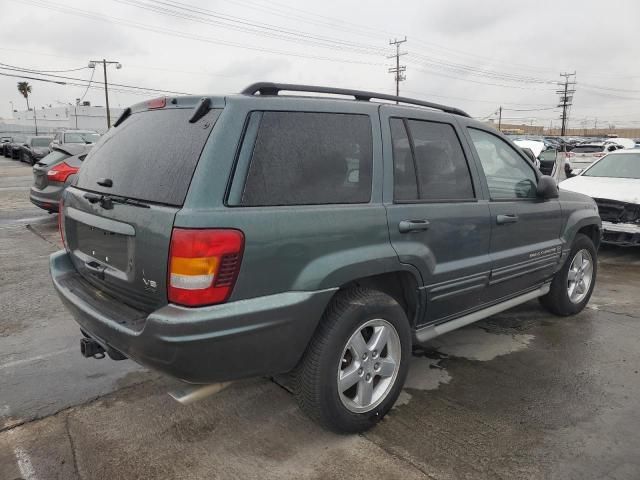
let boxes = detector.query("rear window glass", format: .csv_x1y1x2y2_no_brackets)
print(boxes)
76,108,220,206
38,150,69,166
573,145,605,153
239,112,373,206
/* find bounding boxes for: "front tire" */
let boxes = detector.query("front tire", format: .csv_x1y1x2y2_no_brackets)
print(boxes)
293,288,411,433
540,233,597,316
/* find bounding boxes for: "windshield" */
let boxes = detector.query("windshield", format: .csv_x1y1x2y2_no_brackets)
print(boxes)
64,132,100,144
31,137,53,147
583,153,640,179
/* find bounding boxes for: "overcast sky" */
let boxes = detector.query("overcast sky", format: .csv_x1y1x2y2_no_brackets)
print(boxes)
1,0,639,127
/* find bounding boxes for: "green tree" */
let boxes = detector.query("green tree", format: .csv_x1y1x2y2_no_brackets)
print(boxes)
17,81,32,110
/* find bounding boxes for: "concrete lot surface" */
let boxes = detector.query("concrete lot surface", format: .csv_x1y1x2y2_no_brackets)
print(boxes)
1,157,639,479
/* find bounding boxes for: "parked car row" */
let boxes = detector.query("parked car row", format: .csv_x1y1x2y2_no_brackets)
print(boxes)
1,129,99,165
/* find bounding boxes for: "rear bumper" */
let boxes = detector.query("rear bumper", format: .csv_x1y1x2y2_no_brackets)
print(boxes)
50,250,335,383
602,221,640,246
30,186,64,212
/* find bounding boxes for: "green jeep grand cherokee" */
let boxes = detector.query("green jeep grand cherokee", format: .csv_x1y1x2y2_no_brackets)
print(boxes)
51,83,601,433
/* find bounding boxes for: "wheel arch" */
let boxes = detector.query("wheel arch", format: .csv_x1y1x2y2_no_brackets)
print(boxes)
333,270,423,328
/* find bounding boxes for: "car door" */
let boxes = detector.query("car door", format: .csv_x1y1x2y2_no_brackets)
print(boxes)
381,106,492,326
463,125,562,302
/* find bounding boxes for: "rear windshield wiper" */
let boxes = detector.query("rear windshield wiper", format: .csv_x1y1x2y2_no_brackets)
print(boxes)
83,192,150,209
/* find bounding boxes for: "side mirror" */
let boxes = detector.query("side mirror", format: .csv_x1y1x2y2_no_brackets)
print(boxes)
539,148,558,162
536,175,559,199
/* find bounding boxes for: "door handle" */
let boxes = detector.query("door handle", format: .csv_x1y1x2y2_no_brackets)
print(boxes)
496,214,519,225
398,220,430,233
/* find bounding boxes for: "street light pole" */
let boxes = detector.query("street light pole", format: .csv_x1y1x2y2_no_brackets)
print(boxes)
102,59,111,128
33,106,38,135
88,59,122,130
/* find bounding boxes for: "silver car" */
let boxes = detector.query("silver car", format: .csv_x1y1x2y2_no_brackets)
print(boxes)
30,144,92,212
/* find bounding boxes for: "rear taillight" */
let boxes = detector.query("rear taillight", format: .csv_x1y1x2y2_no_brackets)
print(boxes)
168,228,244,307
47,162,78,183
58,199,66,248
593,152,605,158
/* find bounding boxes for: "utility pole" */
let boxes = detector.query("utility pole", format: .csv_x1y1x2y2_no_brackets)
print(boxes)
498,106,502,130
388,37,407,102
557,72,576,137
88,59,122,129
33,106,38,135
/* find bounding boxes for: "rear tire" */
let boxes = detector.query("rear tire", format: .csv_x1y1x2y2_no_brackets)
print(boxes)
540,233,597,316
293,287,411,433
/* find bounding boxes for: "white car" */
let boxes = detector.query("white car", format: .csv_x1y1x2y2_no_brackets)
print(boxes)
560,150,640,246
566,142,623,173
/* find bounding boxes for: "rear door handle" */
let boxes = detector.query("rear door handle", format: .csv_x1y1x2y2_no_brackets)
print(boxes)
496,214,519,225
398,220,430,233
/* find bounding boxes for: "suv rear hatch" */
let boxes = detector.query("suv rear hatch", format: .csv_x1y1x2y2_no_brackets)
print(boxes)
61,100,221,312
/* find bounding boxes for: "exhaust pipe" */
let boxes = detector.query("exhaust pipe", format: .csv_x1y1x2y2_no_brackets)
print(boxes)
80,338,105,359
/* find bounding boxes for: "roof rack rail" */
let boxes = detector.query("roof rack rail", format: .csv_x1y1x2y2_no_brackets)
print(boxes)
240,82,470,117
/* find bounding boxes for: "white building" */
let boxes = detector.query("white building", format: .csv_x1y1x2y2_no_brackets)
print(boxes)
0,104,125,135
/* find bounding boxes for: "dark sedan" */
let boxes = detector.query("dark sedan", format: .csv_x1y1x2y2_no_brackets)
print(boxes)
5,135,26,159
30,144,92,212
19,135,54,165
0,137,11,156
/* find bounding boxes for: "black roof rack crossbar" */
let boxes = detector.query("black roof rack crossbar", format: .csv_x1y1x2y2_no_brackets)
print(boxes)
240,82,470,117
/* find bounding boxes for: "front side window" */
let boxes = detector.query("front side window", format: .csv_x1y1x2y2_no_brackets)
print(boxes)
468,128,537,200
391,118,474,201
240,112,373,206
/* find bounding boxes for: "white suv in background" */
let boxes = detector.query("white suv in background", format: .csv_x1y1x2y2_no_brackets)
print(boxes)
566,142,623,175
51,129,100,148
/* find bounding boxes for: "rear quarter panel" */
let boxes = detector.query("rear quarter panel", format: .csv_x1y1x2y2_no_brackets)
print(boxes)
179,96,406,301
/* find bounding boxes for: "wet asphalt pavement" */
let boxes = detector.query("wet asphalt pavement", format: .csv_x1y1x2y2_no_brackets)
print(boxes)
1,156,640,479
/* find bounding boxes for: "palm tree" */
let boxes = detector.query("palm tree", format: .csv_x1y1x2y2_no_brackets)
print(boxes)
17,81,32,110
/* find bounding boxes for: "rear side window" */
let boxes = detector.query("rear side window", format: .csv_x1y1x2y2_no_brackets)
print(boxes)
76,108,220,206
391,118,474,201
239,112,373,206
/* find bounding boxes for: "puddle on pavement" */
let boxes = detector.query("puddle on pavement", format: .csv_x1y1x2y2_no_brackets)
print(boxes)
394,327,535,409
430,327,535,361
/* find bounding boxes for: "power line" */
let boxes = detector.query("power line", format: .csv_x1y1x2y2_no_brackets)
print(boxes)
0,66,192,100
0,62,89,73
78,67,96,102
14,0,386,67
116,0,390,56
0,64,192,94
